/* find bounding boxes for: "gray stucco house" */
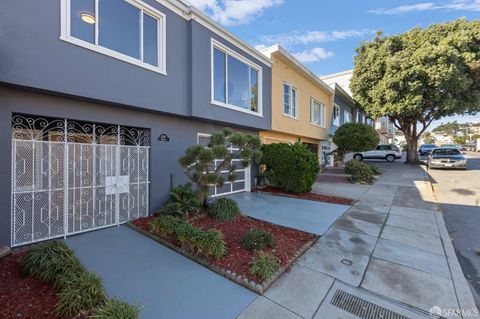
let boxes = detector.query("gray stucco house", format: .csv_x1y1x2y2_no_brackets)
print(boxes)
0,0,272,247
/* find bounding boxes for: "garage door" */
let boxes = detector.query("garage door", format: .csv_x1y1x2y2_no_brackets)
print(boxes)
197,133,250,197
11,114,150,247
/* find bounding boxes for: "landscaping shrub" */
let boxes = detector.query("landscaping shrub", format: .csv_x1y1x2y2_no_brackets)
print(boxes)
55,272,106,318
240,229,275,251
249,252,280,281
162,183,202,218
91,297,141,319
345,160,375,184
207,197,240,220
261,142,319,193
21,241,138,318
21,241,84,284
150,215,226,259
332,123,379,163
368,164,381,175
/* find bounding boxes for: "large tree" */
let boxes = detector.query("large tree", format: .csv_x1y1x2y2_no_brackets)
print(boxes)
351,19,480,163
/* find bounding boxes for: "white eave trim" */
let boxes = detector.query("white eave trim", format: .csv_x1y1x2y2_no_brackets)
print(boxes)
152,0,272,67
261,45,334,95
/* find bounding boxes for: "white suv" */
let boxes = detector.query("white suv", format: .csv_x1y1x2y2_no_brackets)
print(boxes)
353,145,402,162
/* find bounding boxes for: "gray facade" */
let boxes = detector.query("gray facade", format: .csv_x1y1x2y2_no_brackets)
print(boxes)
0,0,272,246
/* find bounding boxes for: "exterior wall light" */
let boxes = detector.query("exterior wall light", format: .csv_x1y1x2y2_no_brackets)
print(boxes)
157,133,170,142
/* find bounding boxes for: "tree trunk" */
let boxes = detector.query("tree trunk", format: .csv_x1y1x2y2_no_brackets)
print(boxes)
405,136,419,163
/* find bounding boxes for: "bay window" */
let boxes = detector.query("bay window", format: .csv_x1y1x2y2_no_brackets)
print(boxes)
311,98,326,128
212,39,262,115
62,0,166,73
283,83,298,118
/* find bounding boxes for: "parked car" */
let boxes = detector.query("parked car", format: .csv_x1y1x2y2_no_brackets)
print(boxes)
418,144,437,156
427,147,467,169
353,145,403,162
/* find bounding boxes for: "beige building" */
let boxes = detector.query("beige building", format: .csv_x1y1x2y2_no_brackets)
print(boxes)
259,45,334,159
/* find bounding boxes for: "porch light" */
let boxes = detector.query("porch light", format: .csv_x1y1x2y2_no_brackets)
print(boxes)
81,12,96,24
157,133,170,142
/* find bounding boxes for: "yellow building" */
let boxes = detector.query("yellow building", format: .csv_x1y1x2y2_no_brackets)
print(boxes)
259,45,334,160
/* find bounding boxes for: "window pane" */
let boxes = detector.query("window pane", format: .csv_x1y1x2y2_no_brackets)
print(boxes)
227,55,250,110
143,13,158,66
292,88,297,117
213,48,226,103
283,84,290,115
71,0,95,44
250,68,258,112
98,0,140,59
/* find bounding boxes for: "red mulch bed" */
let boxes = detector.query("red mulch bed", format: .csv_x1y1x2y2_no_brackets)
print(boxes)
132,214,316,282
253,186,354,206
0,250,62,319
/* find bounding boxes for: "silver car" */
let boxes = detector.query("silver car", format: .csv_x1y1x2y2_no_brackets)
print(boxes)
428,147,467,169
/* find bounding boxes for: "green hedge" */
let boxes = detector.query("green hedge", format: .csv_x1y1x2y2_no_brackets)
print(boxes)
261,142,319,193
150,215,226,259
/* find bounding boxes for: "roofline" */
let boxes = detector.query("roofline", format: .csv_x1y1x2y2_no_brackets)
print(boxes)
334,83,356,106
261,45,334,95
320,69,353,80
153,0,272,66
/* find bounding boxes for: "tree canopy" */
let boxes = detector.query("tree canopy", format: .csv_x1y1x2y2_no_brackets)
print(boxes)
351,19,480,162
332,123,379,162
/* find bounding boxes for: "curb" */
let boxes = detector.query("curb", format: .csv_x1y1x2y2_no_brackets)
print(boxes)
421,167,479,317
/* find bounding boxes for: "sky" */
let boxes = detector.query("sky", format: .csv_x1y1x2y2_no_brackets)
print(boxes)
187,0,480,127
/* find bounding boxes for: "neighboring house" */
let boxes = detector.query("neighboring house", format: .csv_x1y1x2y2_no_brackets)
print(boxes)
321,76,374,166
322,70,394,145
258,45,334,162
0,0,272,247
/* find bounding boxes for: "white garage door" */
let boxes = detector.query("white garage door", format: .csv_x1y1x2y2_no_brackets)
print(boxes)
11,114,150,247
197,133,251,197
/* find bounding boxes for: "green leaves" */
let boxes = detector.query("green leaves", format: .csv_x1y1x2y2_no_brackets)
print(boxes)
333,123,379,156
240,229,275,251
352,19,480,122
162,183,202,218
91,298,141,319
261,143,319,193
249,252,280,281
207,198,240,221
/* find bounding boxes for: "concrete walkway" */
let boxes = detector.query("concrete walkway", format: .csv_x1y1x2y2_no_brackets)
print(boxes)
66,226,257,319
228,192,350,235
238,162,479,319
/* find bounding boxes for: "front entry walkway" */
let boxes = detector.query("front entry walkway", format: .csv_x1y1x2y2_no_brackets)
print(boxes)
66,226,257,319
228,192,350,235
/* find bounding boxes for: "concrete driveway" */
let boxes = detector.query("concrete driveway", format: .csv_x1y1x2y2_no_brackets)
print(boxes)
227,192,350,235
66,226,256,319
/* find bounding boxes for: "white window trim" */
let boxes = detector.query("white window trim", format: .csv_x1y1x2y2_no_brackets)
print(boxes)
310,98,326,128
60,0,167,75
344,110,352,124
333,104,340,126
210,38,263,117
282,83,298,120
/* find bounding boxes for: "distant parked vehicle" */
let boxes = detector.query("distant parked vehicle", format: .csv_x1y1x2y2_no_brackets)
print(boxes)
418,144,437,156
427,147,467,170
353,145,402,162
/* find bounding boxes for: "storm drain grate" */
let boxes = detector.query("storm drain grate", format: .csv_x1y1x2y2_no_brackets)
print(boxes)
331,289,411,319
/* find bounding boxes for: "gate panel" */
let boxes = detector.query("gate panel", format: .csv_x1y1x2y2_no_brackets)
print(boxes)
12,140,66,246
11,114,150,247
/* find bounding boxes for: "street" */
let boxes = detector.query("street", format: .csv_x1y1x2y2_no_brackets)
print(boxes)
425,152,480,307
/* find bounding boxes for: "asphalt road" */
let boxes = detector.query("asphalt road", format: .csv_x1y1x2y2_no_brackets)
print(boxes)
424,152,480,307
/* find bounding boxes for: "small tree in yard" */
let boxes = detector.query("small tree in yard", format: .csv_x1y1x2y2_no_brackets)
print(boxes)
179,128,262,206
332,123,379,164
351,19,480,164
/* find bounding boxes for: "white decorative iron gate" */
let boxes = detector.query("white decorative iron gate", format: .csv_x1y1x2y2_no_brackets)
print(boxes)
11,114,150,246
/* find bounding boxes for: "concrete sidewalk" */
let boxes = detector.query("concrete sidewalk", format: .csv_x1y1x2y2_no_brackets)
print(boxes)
237,163,479,319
